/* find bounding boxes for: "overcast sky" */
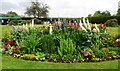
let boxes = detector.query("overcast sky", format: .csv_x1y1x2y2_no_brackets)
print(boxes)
0,0,119,17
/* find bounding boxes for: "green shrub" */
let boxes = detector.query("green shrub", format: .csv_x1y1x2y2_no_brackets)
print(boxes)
9,20,18,25
105,19,118,27
35,19,43,24
19,20,31,25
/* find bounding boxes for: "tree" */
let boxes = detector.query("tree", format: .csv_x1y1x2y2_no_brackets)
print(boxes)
6,11,19,17
93,10,111,17
117,9,120,16
24,0,49,18
93,10,101,17
88,14,92,17
0,11,19,17
101,10,111,16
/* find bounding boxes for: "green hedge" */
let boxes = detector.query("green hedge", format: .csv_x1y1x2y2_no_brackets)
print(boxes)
87,16,120,25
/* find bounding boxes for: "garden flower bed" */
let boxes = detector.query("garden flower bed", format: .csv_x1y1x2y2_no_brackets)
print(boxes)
1,23,120,63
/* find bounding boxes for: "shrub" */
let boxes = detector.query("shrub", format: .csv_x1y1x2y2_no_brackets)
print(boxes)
19,20,31,25
35,19,43,24
9,20,18,25
105,19,118,27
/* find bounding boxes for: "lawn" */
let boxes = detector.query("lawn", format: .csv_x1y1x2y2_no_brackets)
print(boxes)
0,25,120,70
1,54,119,69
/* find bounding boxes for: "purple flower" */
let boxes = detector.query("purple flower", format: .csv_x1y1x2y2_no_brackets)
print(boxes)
11,25,16,32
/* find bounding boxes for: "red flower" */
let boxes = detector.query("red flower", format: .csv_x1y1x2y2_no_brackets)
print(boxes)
100,23,103,28
5,40,14,45
9,40,14,45
68,60,71,63
4,46,8,49
61,59,65,63
5,41,9,45
70,23,74,28
12,48,19,51
114,43,119,47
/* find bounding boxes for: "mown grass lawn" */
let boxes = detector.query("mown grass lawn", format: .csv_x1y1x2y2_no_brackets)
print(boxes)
1,54,119,69
0,25,120,70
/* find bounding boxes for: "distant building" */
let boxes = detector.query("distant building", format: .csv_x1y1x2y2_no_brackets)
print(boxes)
118,1,120,9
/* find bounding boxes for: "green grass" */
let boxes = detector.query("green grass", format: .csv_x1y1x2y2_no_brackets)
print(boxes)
1,25,119,36
106,27,119,36
0,25,119,69
1,55,119,69
1,25,12,36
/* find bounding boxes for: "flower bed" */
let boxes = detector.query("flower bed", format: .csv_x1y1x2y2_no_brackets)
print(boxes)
1,23,120,63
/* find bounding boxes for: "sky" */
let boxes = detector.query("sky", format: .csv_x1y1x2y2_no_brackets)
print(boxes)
0,0,120,17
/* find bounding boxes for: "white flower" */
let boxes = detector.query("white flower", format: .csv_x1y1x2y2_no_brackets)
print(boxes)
23,24,25,28
79,20,87,32
95,23,100,32
32,19,34,27
49,24,52,34
29,23,32,27
26,24,28,27
93,28,97,32
0,48,4,53
83,18,87,28
116,39,120,42
87,18,91,31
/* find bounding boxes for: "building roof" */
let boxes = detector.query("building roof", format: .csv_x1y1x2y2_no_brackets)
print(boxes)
0,16,21,20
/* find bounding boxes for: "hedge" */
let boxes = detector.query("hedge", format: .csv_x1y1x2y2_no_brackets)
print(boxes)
87,16,120,25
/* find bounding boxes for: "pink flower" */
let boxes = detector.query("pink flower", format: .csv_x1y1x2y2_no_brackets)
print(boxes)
84,52,88,57
4,46,8,49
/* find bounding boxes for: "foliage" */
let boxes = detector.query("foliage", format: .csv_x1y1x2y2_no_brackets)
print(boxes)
2,24,120,63
87,16,120,25
24,0,49,18
19,20,31,25
22,54,37,60
19,28,41,54
0,11,19,17
9,20,19,25
35,19,43,24
93,10,111,17
6,11,19,17
117,9,120,16
36,52,45,61
105,19,118,27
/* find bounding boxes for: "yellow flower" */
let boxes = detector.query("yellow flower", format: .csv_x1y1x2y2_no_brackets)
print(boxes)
9,52,13,55
36,57,39,60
